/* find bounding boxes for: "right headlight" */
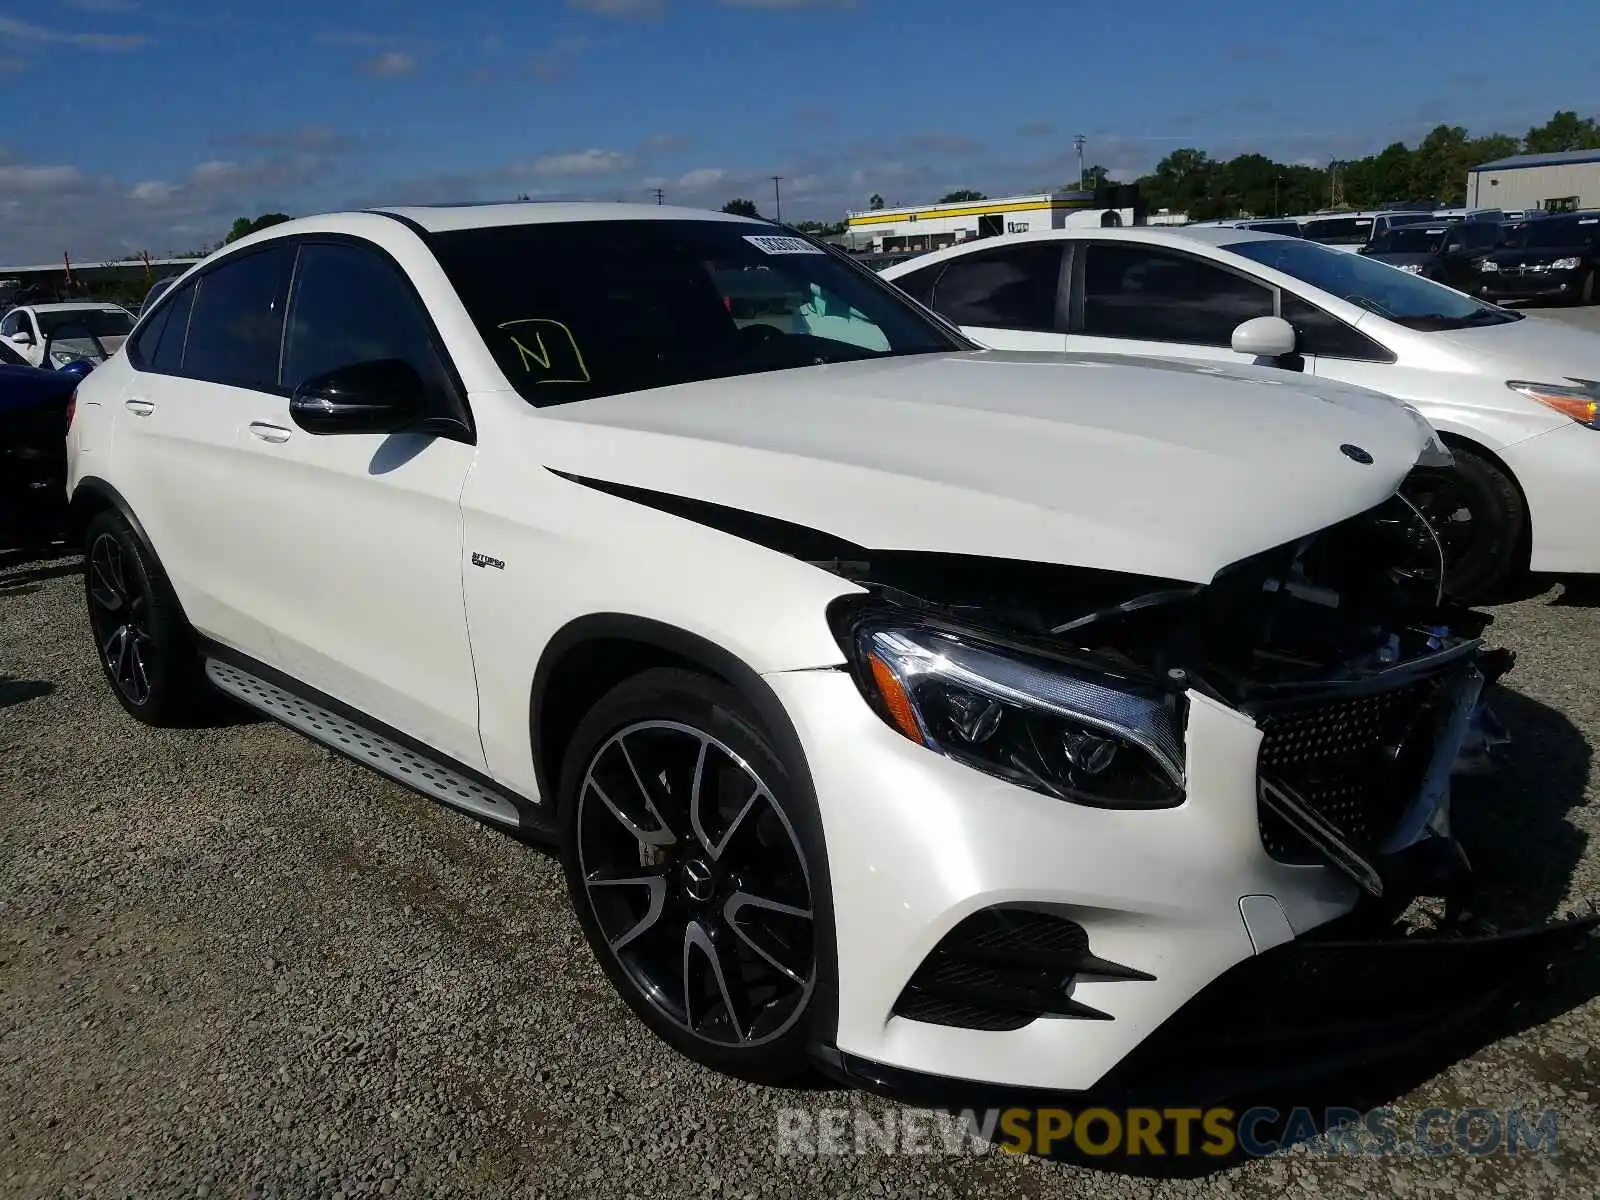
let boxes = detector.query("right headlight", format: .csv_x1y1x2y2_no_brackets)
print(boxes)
841,617,1187,809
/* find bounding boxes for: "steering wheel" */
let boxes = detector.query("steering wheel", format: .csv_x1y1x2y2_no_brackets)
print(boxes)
738,322,783,345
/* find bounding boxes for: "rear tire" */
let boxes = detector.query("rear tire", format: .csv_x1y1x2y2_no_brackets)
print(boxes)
1401,446,1525,604
83,509,212,725
559,667,830,1084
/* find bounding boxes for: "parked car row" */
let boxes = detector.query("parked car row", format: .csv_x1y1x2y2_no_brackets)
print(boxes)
43,202,1599,1109
876,221,1600,600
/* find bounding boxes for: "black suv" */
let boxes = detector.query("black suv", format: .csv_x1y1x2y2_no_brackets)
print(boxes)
1360,219,1504,290
1472,211,1600,305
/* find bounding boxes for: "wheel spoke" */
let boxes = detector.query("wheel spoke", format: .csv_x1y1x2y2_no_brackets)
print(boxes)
588,871,668,953
682,920,744,1042
616,736,682,845
724,892,811,986
585,776,675,848
129,637,152,704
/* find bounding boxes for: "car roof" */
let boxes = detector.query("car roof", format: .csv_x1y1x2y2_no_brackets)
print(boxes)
21,301,131,312
369,201,766,234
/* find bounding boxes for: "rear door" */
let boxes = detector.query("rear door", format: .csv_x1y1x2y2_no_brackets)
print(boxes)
888,241,1068,351
109,246,298,663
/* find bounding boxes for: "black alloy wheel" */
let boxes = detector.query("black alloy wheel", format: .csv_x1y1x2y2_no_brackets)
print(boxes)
562,669,823,1080
81,509,212,725
1400,446,1524,603
87,527,154,707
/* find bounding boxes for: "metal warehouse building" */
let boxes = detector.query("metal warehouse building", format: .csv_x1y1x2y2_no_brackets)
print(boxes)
842,190,1138,253
1466,149,1600,213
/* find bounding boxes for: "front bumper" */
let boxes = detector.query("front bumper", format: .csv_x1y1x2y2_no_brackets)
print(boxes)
1475,267,1588,301
1500,419,1600,574
820,910,1600,1108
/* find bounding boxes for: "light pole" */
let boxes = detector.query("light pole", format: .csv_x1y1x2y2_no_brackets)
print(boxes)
1073,135,1086,192
771,175,783,221
651,187,664,205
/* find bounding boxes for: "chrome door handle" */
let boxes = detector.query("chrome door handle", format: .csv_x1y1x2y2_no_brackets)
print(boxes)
248,421,292,444
123,398,155,416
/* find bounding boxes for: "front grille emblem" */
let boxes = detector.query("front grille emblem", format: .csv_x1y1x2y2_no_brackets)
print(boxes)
1340,443,1374,465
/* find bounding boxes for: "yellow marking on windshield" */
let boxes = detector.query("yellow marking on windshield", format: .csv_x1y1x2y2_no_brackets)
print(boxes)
497,318,591,384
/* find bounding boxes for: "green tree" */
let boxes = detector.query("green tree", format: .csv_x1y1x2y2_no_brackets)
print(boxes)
938,189,986,203
1523,110,1600,154
223,213,293,245
868,193,885,210
722,198,760,218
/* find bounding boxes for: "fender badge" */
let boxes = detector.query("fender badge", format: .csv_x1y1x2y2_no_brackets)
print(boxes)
1340,443,1374,465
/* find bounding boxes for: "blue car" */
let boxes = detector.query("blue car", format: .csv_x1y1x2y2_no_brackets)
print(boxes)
1,339,91,549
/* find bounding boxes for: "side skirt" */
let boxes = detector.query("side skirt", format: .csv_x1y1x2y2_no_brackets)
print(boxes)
200,647,557,840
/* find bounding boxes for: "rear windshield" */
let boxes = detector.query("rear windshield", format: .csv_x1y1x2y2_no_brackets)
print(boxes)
36,308,133,338
1244,221,1302,237
425,219,965,407
1368,227,1449,253
1301,217,1374,245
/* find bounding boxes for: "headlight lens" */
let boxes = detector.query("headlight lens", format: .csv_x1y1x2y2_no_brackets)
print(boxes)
1477,260,1500,272
1550,257,1582,271
1508,379,1600,429
848,621,1186,809
1398,264,1423,274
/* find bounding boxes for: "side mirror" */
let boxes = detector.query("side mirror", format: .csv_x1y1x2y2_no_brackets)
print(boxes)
11,329,35,346
289,358,428,436
1231,315,1297,359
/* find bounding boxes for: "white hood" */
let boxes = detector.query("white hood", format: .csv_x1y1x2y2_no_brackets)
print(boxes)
1418,312,1600,382
533,351,1435,584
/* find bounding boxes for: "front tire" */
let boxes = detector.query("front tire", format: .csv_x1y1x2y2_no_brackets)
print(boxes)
560,667,828,1083
1401,446,1525,603
83,509,212,725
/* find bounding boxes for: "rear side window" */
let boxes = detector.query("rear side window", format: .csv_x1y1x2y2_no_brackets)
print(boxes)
889,263,941,307
131,282,196,375
931,243,1063,331
182,246,296,390
281,241,454,400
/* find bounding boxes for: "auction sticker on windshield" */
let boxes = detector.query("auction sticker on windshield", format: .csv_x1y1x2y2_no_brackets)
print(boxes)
744,235,825,255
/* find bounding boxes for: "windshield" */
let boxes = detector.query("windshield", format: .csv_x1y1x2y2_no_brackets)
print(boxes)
1225,237,1521,329
37,308,134,338
1300,216,1374,245
1507,217,1597,249
426,219,966,406
1368,227,1449,254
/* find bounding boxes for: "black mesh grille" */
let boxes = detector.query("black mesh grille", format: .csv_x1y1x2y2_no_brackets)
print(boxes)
1255,672,1454,863
892,908,1147,1031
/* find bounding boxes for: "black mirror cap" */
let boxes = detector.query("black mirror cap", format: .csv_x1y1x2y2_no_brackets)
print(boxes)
289,358,429,436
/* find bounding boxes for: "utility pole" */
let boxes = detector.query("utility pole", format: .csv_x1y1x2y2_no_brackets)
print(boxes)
771,175,783,221
651,187,664,205
1073,135,1087,192
1274,176,1280,217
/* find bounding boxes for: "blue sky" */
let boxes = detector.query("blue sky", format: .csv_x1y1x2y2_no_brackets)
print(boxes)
1,0,1597,262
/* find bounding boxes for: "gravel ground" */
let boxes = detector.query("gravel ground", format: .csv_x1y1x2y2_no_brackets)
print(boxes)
4,531,1600,1196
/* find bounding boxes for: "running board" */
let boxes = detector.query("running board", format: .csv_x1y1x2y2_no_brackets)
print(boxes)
204,658,522,829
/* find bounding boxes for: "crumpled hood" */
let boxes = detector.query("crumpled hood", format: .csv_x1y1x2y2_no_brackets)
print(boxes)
532,351,1435,584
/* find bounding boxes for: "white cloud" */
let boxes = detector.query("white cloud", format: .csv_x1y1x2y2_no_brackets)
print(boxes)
63,0,141,10
0,15,147,49
129,180,177,202
362,51,418,78
0,165,87,190
528,149,633,176
675,167,728,191
568,0,665,16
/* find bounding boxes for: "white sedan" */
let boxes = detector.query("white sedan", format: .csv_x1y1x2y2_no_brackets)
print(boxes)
881,226,1600,600
0,301,135,369
63,203,1591,1099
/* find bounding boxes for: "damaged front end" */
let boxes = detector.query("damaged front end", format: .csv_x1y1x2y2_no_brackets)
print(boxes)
821,490,1514,918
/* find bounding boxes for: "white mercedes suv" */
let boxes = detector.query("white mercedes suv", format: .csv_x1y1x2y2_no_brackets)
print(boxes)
62,203,1593,1102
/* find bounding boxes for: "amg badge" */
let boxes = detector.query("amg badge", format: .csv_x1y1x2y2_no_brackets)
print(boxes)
470,552,506,570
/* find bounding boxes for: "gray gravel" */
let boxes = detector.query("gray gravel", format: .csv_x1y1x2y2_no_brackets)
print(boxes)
3,545,1600,1199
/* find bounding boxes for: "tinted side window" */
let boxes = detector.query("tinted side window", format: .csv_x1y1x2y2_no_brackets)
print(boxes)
891,263,942,307
1081,245,1274,345
182,246,295,390
149,283,196,375
932,244,1063,331
128,300,172,367
1281,293,1393,363
282,241,454,399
